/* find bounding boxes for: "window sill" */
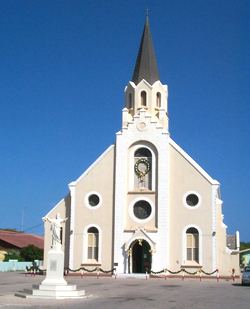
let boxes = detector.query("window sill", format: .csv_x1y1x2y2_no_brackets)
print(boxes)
81,263,101,267
128,190,155,194
181,263,202,268
124,228,158,233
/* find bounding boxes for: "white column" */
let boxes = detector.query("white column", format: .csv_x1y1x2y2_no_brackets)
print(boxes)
113,133,127,273
155,133,169,270
211,185,218,271
68,182,76,270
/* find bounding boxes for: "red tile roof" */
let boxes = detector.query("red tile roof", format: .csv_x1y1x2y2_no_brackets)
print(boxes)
0,230,44,249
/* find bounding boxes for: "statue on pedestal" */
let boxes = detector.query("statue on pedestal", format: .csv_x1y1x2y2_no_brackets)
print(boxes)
43,213,67,250
15,212,85,297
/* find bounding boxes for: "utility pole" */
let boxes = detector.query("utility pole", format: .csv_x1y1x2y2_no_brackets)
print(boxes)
21,208,24,232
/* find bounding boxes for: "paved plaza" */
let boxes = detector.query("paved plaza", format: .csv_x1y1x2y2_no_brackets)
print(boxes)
0,272,249,308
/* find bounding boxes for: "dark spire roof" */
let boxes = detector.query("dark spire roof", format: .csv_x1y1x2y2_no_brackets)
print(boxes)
132,17,160,85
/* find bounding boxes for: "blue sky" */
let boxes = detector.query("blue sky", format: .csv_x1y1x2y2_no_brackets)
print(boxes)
0,1,249,241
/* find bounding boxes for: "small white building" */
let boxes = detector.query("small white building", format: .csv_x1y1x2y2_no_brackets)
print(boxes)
43,18,239,277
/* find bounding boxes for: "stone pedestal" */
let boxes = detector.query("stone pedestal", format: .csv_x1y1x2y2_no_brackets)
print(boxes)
41,248,67,286
16,248,85,299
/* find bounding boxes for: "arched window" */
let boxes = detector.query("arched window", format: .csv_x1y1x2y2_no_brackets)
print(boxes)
87,227,99,261
156,92,161,107
128,93,133,109
186,228,199,263
134,147,152,190
135,148,151,157
141,91,147,107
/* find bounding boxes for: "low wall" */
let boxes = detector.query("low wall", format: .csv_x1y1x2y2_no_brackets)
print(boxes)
0,260,43,272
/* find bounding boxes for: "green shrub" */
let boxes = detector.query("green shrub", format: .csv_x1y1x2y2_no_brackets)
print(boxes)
4,249,23,261
20,245,43,261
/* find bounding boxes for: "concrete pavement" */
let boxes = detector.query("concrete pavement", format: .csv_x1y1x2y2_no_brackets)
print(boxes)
0,272,249,308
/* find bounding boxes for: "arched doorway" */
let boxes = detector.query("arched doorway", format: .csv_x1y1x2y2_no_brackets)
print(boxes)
131,240,151,273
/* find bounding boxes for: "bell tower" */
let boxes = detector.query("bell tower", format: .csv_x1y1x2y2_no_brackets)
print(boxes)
123,16,169,131
114,17,169,273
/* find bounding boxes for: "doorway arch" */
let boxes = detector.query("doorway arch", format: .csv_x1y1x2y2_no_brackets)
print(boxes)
130,240,151,273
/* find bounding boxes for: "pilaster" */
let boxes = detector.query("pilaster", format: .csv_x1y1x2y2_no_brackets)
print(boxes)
68,182,76,270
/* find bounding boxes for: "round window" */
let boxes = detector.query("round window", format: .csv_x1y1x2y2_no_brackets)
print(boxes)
133,200,151,219
88,194,100,207
186,194,199,207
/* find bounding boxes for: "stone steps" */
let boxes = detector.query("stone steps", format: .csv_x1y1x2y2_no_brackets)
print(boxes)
115,273,148,279
15,284,86,299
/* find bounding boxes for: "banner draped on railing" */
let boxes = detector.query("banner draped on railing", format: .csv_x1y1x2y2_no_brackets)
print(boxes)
64,266,116,274
25,266,236,280
150,268,218,276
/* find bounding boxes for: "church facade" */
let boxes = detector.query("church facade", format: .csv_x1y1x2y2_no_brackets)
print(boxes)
43,19,239,276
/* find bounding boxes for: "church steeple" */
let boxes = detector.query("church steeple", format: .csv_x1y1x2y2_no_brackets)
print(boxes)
132,16,160,85
123,18,168,132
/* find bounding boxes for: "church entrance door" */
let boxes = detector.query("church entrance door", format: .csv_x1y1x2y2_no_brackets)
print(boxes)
131,240,151,273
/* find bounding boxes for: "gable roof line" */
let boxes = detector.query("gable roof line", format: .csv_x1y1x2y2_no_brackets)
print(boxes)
44,145,114,217
73,144,114,185
44,196,68,218
169,138,220,185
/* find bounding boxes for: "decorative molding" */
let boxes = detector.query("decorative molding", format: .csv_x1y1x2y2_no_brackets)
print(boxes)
124,228,156,251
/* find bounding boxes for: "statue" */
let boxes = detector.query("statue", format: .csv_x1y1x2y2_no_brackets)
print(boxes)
43,213,67,250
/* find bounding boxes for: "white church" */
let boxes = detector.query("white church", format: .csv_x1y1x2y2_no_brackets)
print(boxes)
43,18,239,277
